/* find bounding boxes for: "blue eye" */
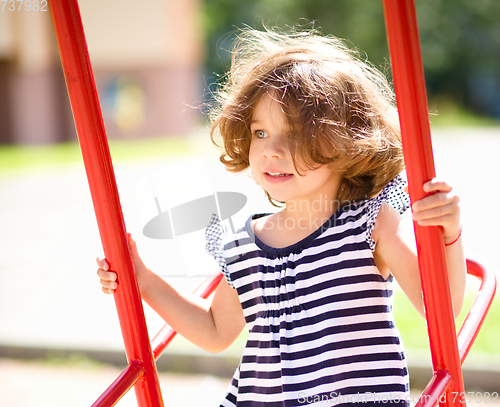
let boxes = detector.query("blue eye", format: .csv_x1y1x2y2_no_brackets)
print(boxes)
254,130,268,139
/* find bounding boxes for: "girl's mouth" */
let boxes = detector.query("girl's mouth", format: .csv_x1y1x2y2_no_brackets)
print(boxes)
264,172,293,183
267,172,291,177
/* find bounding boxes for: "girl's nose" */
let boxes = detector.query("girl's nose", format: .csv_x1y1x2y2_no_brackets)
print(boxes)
263,135,287,159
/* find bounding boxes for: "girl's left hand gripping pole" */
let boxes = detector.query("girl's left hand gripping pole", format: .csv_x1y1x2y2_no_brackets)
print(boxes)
49,1,164,406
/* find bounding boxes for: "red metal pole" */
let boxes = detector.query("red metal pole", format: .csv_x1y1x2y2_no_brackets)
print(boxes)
92,361,145,407
49,1,164,406
415,370,452,407
382,0,466,405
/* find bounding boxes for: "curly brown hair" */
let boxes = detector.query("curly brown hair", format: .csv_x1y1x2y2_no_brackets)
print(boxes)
210,28,405,204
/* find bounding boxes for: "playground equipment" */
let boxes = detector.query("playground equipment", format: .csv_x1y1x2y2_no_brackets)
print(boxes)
48,0,496,406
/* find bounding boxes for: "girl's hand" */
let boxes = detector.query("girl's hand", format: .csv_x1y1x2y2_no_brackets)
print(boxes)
97,257,116,294
96,234,152,295
410,179,462,244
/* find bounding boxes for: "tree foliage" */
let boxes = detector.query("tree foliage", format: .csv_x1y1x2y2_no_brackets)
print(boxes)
202,0,500,117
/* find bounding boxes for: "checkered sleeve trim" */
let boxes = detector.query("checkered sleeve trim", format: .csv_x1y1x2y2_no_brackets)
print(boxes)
205,213,234,288
366,174,411,251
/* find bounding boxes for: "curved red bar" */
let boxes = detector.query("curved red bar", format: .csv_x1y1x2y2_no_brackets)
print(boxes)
416,261,497,407
458,260,497,363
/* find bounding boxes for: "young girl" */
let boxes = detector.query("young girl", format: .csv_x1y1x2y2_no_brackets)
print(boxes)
97,28,466,406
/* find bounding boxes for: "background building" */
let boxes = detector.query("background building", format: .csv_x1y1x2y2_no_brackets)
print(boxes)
0,0,204,145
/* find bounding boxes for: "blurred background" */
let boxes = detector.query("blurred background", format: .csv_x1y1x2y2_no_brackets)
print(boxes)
0,0,499,144
0,0,499,406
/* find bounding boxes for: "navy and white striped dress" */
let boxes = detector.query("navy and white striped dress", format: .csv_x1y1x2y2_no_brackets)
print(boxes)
206,176,411,406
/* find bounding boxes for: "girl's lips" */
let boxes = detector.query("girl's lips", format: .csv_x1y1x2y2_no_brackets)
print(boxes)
264,172,293,183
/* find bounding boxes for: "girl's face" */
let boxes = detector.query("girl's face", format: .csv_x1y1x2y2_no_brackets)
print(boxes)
249,92,341,206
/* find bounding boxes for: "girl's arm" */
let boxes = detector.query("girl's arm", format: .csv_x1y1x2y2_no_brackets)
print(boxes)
372,179,466,318
97,235,246,353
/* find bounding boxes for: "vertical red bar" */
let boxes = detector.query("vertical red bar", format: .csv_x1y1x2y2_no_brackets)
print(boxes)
382,0,465,405
48,1,164,406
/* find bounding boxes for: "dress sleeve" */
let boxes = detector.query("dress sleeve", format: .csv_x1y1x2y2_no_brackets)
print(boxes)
205,213,234,288
365,174,411,251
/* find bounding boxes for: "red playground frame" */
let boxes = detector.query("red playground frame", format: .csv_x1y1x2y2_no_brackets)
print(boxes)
48,0,496,406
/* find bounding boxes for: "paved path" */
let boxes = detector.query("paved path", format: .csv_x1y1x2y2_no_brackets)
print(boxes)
0,357,230,407
1,358,497,407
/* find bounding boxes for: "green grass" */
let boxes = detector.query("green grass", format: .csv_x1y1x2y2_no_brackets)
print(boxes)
429,97,500,128
0,136,195,175
394,284,500,355
39,353,105,370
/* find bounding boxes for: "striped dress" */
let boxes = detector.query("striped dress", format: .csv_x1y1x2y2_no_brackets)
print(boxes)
206,176,411,406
